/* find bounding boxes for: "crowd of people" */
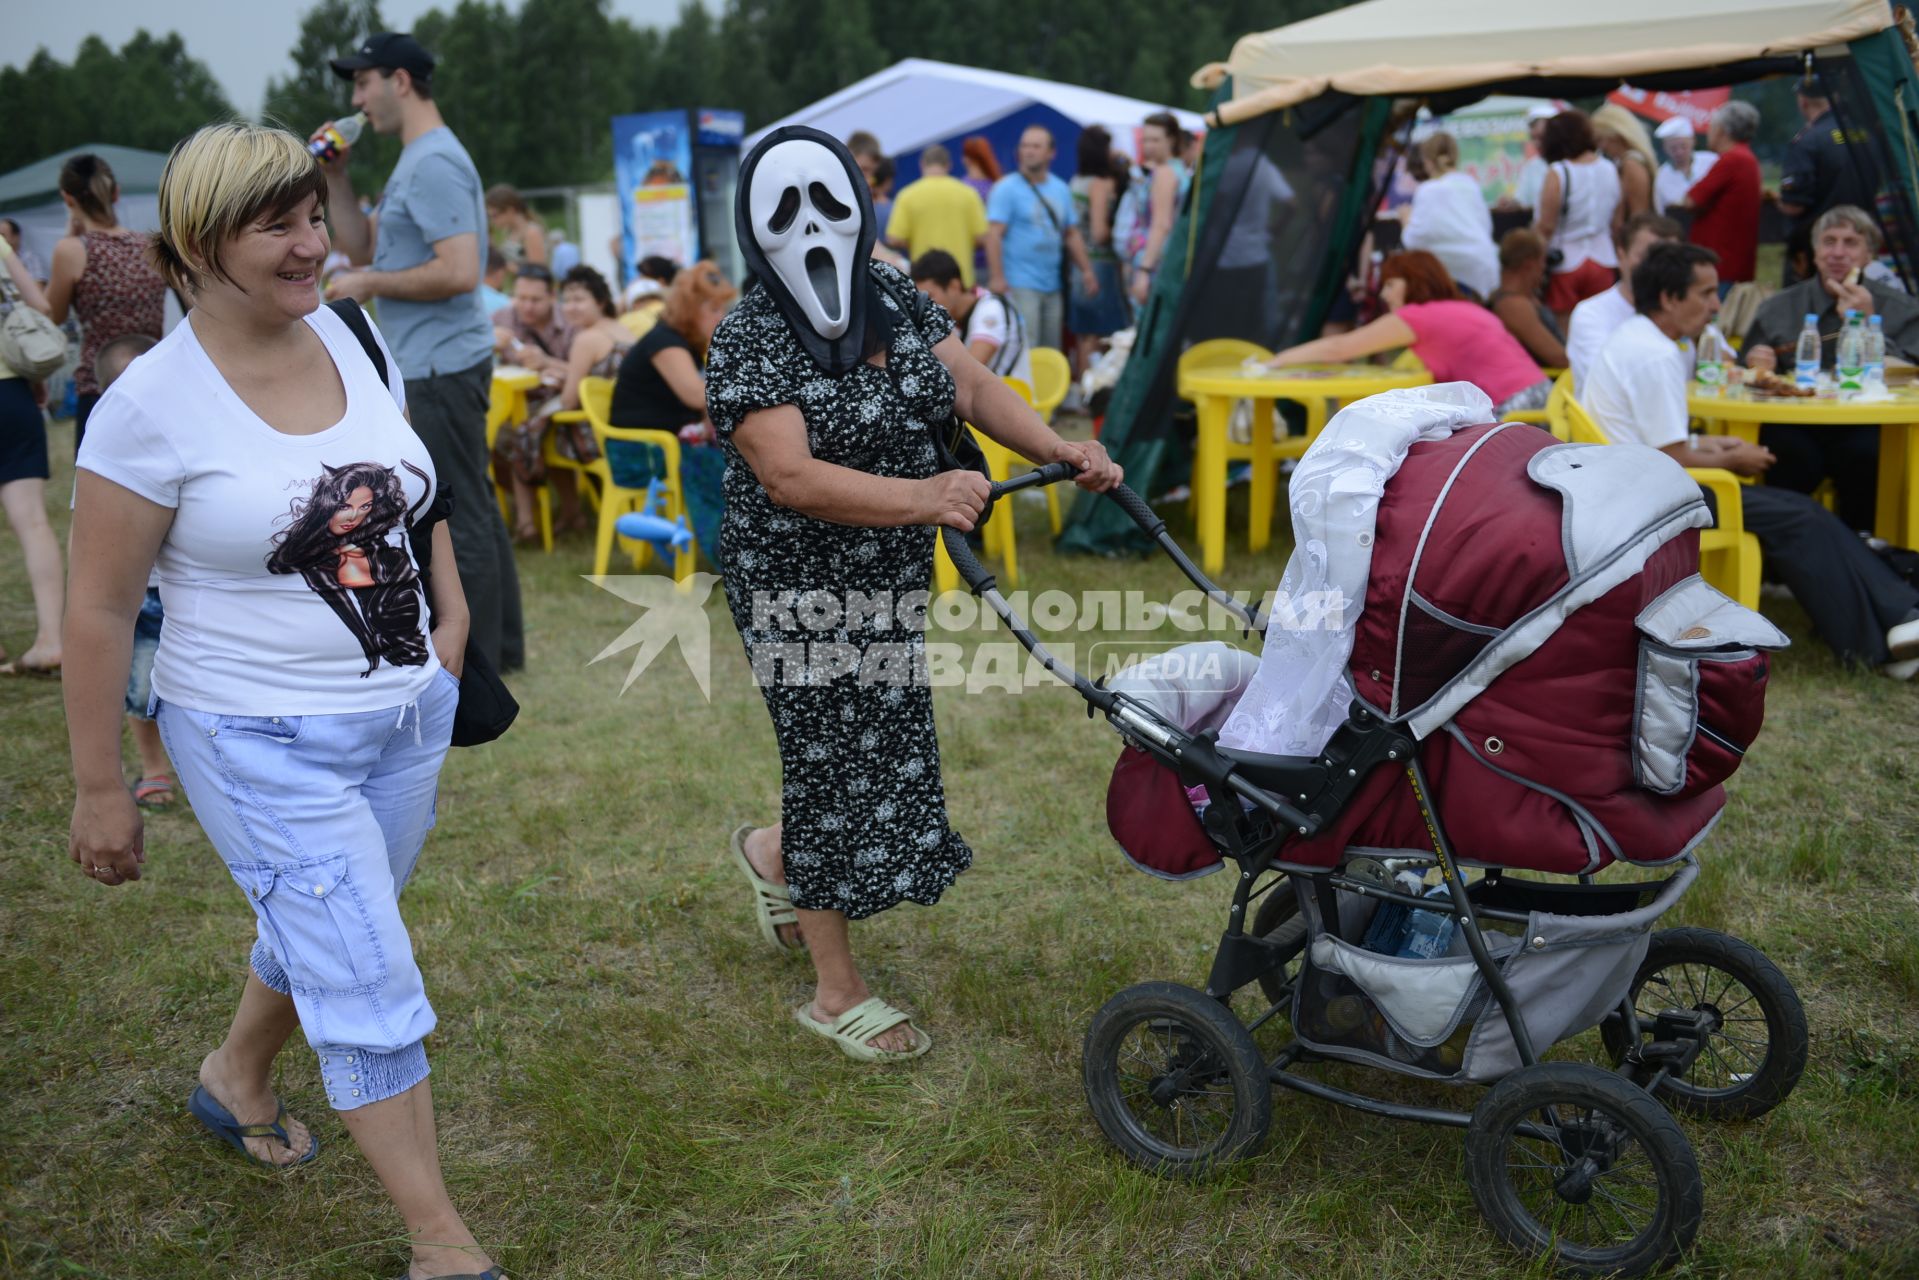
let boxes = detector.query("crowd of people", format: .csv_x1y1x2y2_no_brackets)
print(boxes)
1399,81,1870,325
37,38,1132,1270
1349,92,1919,679
9,22,1917,1279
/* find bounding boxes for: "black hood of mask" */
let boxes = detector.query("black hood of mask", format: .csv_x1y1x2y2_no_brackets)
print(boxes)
735,125,897,377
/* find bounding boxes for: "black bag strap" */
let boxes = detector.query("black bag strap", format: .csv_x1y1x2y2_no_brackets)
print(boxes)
870,268,996,511
1021,173,1067,235
326,298,392,393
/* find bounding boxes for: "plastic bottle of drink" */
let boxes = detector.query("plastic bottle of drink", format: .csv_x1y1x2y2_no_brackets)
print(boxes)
309,112,366,162
1694,325,1730,391
1865,313,1886,386
1838,310,1865,391
1795,313,1823,389
1396,884,1458,959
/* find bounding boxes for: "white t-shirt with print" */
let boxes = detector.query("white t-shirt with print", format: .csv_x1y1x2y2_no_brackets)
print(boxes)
962,290,1033,387
76,304,445,715
1581,314,1690,451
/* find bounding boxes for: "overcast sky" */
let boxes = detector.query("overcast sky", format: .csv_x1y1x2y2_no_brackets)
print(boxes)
14,0,683,118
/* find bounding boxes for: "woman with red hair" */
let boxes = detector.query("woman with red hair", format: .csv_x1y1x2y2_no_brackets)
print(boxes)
1269,250,1552,415
959,136,1001,203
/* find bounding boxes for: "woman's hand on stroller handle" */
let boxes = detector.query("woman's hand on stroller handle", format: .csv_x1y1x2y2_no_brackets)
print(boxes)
921,471,992,531
1051,438,1123,492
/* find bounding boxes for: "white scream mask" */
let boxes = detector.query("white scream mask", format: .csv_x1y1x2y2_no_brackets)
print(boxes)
748,139,863,340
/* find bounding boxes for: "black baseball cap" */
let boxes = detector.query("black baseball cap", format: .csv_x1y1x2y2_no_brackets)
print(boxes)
330,32,435,82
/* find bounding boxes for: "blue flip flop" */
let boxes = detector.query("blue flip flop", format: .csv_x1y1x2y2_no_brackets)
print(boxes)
188,1084,320,1169
391,1270,507,1279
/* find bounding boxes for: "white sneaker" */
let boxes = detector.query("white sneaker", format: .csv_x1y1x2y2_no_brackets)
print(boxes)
1888,617,1919,662
1884,656,1919,680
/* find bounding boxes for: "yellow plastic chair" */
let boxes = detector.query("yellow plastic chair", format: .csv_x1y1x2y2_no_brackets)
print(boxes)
930,422,1037,595
1561,390,1761,610
1543,371,1577,441
968,422,1031,589
488,376,562,552
484,379,517,532
554,376,694,581
1029,347,1072,421
997,376,1063,536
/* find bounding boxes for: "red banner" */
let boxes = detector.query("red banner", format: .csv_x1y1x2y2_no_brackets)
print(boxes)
1606,85,1732,132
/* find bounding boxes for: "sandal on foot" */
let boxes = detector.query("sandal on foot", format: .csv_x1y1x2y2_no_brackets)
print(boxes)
793,997,932,1063
392,1270,507,1279
730,824,802,955
134,774,176,809
188,1084,320,1169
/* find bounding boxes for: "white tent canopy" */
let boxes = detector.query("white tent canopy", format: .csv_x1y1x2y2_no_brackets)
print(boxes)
1194,0,1890,124
0,143,169,276
745,58,1207,162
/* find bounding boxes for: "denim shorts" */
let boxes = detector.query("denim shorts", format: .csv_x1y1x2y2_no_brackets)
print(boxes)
155,666,459,1110
125,589,164,718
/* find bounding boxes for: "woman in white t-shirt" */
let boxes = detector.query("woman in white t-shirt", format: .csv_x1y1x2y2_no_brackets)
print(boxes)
1534,109,1623,328
64,125,501,1280
1401,132,1498,300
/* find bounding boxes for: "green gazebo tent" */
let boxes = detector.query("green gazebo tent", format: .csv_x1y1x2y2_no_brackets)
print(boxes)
1060,0,1919,556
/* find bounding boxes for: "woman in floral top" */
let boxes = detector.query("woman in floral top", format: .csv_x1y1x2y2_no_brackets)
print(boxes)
46,153,167,448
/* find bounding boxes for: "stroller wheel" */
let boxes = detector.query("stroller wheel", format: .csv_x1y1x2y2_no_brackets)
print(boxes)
1082,981,1271,1178
1466,1062,1703,1277
1250,877,1309,1009
1599,926,1809,1121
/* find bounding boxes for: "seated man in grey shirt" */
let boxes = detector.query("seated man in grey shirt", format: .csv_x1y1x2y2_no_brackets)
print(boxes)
1740,205,1919,533
318,31,523,671
1587,242,1919,676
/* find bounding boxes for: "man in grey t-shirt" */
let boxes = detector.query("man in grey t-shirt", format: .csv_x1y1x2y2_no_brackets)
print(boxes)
319,31,523,670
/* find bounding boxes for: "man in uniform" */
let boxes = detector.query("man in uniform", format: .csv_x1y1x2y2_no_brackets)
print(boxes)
1778,77,1880,283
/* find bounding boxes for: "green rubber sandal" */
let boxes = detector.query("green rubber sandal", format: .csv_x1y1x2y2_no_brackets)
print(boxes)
730,824,802,955
793,997,932,1063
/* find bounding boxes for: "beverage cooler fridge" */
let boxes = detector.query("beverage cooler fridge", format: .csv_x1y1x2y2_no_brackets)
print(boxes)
611,108,744,287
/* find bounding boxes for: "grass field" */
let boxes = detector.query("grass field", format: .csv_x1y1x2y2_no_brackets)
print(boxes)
4,417,1918,1279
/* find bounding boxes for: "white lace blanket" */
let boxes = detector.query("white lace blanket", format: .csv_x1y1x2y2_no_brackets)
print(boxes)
1216,382,1493,757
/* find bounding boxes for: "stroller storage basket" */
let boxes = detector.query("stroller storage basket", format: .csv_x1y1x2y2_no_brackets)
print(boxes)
1293,862,1697,1084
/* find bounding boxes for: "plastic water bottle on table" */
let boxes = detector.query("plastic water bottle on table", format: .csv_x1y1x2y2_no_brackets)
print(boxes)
1864,313,1886,388
1838,310,1865,392
1795,313,1822,390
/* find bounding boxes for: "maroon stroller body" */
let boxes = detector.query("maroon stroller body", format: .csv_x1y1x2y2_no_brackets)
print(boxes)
941,408,1807,1277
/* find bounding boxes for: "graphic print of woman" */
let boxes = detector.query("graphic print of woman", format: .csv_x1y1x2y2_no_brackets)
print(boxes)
267,460,432,675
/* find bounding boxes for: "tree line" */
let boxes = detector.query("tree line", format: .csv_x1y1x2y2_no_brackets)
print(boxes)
3,0,1346,186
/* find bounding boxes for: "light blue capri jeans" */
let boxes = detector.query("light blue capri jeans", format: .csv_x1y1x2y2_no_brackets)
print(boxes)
154,666,459,1111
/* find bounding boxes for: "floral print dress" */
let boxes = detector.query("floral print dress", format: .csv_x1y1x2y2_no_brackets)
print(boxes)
706,261,973,920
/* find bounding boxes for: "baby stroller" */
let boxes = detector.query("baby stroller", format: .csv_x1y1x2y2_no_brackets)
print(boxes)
947,411,1809,1277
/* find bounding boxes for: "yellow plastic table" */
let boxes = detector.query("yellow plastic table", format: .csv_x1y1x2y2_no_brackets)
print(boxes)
1689,385,1919,546
1176,363,1433,575
492,364,541,421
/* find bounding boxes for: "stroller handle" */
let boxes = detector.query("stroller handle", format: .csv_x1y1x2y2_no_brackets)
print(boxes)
997,458,1083,497
941,477,1258,632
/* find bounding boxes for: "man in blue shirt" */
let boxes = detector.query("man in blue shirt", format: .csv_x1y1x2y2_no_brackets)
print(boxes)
319,31,523,671
985,125,1099,352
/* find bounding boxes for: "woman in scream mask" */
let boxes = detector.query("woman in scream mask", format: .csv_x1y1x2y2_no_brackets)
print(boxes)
709,127,1122,1062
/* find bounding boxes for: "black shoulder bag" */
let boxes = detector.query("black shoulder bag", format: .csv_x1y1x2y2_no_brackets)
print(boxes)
325,300,520,747
1544,161,1572,271
870,272,996,519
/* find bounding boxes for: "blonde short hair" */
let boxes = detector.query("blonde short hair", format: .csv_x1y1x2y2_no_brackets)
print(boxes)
152,123,328,294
